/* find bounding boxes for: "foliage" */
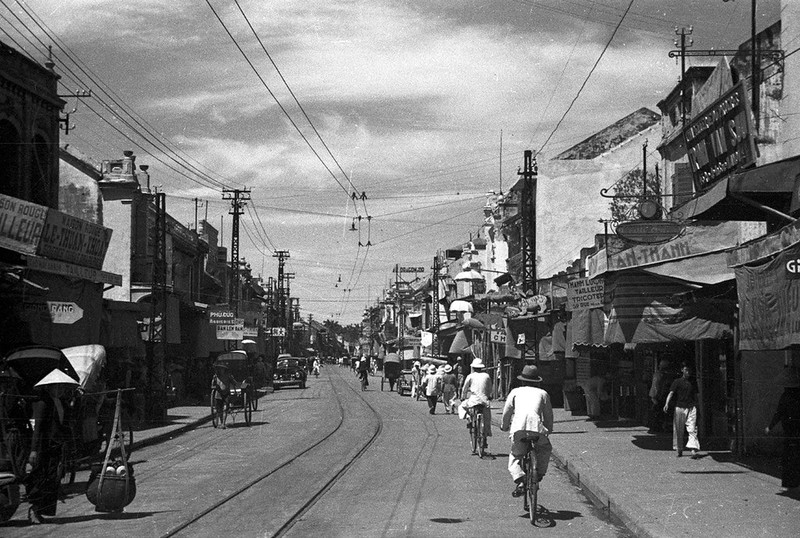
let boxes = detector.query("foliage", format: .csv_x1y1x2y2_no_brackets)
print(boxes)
609,169,661,222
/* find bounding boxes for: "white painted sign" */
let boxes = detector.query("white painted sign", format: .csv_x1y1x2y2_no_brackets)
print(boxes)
490,330,507,344
566,278,605,311
47,301,84,324
216,323,244,340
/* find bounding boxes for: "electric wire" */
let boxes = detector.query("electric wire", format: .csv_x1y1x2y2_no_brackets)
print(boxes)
537,0,636,155
203,0,359,210
7,0,235,191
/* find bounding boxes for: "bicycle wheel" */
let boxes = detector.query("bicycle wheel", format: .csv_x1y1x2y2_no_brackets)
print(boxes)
527,447,539,524
477,413,486,458
470,412,479,455
211,389,220,428
243,391,253,426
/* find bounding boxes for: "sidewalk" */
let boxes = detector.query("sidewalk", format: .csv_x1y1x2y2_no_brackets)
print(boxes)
489,402,800,538
128,404,211,451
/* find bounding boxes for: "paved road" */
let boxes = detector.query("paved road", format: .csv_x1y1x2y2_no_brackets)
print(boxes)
2,367,632,537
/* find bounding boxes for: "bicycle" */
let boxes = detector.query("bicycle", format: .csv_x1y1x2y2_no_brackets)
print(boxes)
520,433,541,525
467,405,486,458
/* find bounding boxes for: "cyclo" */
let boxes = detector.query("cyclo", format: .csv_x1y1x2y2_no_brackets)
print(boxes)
210,350,255,428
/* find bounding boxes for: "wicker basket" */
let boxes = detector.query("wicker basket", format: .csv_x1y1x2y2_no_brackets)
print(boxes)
86,463,136,512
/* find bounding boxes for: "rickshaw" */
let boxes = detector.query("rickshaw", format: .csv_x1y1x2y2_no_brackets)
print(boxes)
210,351,254,427
381,353,401,392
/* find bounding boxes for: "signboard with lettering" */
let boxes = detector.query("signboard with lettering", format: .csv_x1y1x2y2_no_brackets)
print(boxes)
566,278,605,311
216,323,244,340
490,330,507,344
0,194,47,255
37,209,113,270
208,308,235,325
684,82,757,191
616,220,684,245
243,326,259,337
26,255,122,286
399,266,425,273
47,301,84,324
266,327,287,337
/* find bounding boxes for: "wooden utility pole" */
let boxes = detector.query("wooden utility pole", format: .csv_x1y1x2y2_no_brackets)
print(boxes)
223,188,250,317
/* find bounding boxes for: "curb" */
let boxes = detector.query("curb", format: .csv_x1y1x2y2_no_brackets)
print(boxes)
489,407,675,538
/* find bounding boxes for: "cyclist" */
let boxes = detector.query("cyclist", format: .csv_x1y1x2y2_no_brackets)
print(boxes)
459,358,493,450
500,365,553,498
357,356,370,390
312,358,321,377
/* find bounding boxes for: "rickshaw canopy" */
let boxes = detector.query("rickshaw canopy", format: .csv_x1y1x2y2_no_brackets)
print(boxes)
62,344,106,390
214,350,251,380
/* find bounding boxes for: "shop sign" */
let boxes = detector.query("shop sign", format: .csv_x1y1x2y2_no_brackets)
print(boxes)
243,326,259,337
216,323,243,340
208,308,235,325
616,220,684,245
266,327,286,337
566,278,605,311
37,209,113,270
25,254,122,286
490,330,507,344
518,294,548,314
684,82,756,191
786,258,800,279
399,266,425,273
47,301,84,324
0,194,47,255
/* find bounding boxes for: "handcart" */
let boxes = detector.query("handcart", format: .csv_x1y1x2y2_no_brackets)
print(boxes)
211,351,255,427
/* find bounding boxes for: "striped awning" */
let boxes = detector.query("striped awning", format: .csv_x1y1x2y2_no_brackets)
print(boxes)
603,271,734,344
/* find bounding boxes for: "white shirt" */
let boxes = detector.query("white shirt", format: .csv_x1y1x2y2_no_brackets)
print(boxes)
501,386,553,437
461,371,492,405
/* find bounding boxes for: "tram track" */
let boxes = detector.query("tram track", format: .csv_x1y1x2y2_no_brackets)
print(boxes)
159,367,383,538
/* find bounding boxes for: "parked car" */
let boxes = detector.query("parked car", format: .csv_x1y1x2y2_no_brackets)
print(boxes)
273,357,307,389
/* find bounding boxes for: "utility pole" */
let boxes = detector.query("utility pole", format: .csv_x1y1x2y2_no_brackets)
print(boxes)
223,188,250,317
146,192,168,421
431,253,440,355
395,265,404,364
642,140,648,198
273,250,289,352
674,26,693,128
519,150,538,364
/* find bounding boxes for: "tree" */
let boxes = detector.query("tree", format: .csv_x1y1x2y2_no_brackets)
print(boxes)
608,169,661,222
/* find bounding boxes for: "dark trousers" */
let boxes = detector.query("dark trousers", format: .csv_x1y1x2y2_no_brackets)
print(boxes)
426,394,437,414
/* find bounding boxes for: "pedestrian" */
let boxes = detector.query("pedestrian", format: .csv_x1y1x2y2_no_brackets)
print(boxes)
25,369,78,524
583,367,607,420
663,362,700,458
648,359,670,433
254,355,267,389
459,358,493,450
410,361,422,399
420,365,442,414
212,362,237,429
441,364,458,414
764,368,800,492
500,365,553,497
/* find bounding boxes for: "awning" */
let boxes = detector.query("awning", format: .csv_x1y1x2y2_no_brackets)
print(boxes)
603,272,734,344
640,251,734,286
566,308,607,358
671,154,800,222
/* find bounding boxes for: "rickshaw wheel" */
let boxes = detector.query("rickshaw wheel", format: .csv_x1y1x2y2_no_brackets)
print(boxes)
210,389,220,428
243,391,253,426
252,390,259,411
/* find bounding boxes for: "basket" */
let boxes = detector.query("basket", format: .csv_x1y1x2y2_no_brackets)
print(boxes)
86,463,136,512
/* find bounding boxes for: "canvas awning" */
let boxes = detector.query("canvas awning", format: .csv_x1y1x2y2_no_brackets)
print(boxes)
671,154,800,222
603,271,734,344
565,308,607,358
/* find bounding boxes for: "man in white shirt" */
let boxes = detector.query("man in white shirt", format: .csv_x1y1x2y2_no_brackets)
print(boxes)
460,358,493,449
501,365,553,497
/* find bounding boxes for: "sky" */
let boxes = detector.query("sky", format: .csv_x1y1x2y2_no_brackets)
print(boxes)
0,0,782,325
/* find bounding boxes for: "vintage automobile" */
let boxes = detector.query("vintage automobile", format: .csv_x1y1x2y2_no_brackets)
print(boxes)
273,357,307,389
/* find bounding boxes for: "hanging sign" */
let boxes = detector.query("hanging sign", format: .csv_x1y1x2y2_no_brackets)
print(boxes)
37,209,113,270
490,330,507,344
47,301,84,324
684,82,757,191
208,308,235,325
616,220,684,245
399,266,425,273
0,194,47,254
216,322,244,340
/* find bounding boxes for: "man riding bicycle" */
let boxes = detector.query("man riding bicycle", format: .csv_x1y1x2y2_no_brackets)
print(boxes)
500,365,553,498
459,358,493,451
